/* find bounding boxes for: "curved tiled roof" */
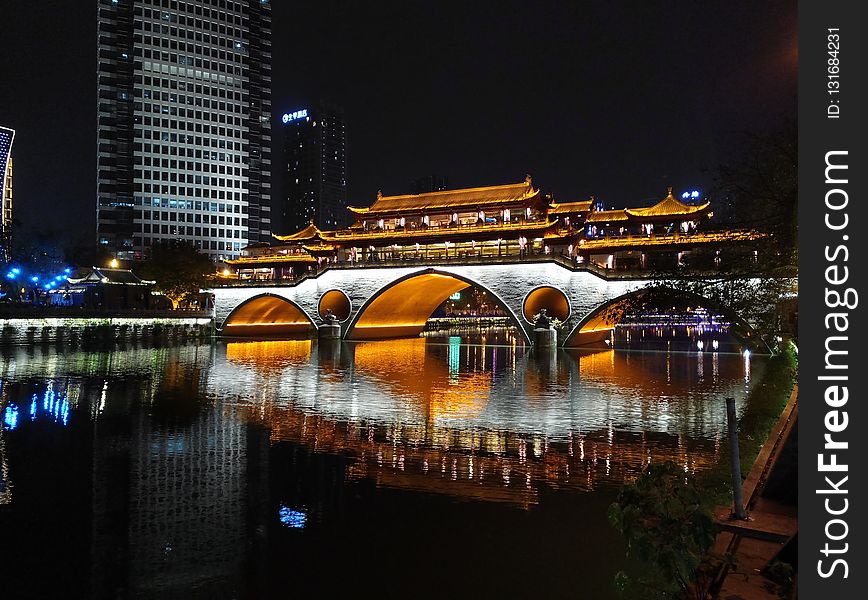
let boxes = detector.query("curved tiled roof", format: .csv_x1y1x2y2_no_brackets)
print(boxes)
548,200,594,214
272,222,331,242
586,209,629,223
625,188,710,218
348,178,539,215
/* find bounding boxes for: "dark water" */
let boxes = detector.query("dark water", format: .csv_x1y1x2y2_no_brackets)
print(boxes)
0,337,763,599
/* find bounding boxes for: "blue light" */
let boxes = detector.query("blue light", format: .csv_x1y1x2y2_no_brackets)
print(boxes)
5,272,15,279
3,404,18,430
30,276,39,282
278,504,307,528
63,268,71,274
681,192,689,199
44,284,51,289
691,190,700,199
281,109,308,124
11,267,20,274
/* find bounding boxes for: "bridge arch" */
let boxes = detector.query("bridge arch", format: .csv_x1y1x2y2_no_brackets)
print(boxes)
563,286,765,349
221,293,317,337
345,268,531,343
522,285,571,323
318,289,352,322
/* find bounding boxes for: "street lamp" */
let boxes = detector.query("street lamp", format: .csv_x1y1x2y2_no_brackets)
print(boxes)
110,258,119,268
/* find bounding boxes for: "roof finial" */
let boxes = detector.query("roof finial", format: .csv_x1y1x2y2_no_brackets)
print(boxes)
377,189,383,200
525,173,533,186
666,186,673,197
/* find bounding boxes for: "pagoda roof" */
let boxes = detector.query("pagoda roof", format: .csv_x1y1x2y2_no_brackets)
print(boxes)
586,209,629,223
68,267,155,286
303,244,337,253
547,199,593,214
625,188,710,219
272,222,332,242
348,177,539,215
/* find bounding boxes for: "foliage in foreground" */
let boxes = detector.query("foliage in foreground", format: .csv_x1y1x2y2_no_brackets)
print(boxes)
608,462,716,599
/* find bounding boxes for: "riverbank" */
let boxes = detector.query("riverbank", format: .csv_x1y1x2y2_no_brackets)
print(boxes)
697,342,797,507
0,315,213,346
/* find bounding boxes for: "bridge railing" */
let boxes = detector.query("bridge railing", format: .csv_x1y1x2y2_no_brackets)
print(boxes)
207,254,704,288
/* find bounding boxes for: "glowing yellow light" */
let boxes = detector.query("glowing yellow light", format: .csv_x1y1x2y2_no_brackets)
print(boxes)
222,268,231,276
109,259,119,268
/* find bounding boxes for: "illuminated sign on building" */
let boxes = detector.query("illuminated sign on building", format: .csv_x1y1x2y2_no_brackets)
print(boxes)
282,109,309,124
681,190,701,200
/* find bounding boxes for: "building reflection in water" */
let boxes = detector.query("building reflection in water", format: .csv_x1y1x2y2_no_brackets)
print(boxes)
0,338,761,597
0,345,271,598
214,337,760,508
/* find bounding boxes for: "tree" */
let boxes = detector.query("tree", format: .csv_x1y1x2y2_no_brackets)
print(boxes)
608,462,717,599
713,120,797,267
625,124,798,347
133,240,213,307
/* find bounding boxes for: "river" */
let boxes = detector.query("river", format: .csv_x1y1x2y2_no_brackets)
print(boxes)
0,335,763,599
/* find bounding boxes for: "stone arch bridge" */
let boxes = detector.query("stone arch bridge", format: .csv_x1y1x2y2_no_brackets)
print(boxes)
208,259,746,347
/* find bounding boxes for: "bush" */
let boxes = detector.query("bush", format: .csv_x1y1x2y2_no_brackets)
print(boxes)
608,462,716,599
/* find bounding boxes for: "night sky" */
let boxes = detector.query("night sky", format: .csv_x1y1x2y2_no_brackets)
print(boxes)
0,1,796,245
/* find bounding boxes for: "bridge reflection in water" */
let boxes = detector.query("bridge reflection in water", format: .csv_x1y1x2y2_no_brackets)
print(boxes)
0,340,763,598
217,337,760,508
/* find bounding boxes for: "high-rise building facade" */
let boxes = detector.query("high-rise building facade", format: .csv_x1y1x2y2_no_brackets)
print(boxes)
0,126,14,262
281,102,347,233
97,0,272,262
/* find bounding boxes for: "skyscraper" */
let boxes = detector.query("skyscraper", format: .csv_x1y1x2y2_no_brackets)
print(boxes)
0,126,14,262
96,0,272,262
281,102,347,233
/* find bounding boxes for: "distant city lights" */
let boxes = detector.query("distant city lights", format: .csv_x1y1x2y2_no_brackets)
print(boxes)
3,267,71,290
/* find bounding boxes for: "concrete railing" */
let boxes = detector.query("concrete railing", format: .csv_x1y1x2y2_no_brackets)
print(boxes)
209,253,730,289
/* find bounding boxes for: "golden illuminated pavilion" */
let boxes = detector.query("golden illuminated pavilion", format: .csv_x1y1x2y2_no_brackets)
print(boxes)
224,176,739,279
584,187,712,235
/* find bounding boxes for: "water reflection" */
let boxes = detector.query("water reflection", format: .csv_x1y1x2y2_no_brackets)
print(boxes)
0,340,763,599
210,338,760,506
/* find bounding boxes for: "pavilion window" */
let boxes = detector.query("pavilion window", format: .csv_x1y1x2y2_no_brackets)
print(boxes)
503,209,511,223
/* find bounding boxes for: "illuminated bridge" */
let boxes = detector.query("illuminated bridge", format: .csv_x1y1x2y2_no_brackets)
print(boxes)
209,178,769,346
208,257,764,347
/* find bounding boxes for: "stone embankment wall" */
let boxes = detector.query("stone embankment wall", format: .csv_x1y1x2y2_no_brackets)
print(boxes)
0,317,214,346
